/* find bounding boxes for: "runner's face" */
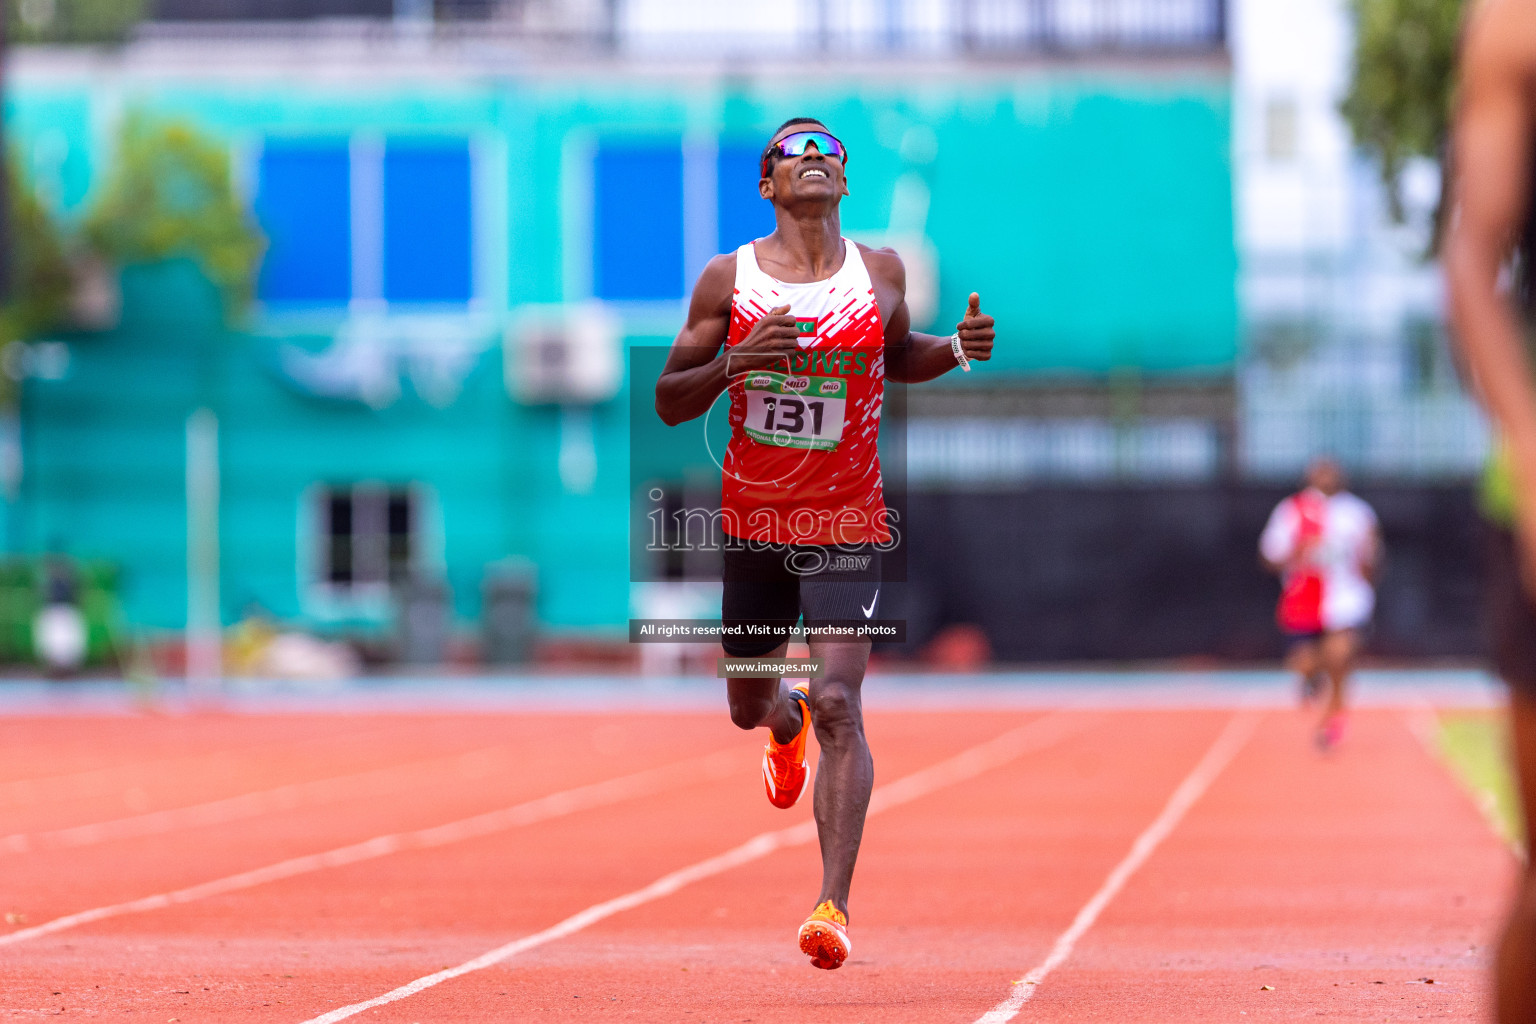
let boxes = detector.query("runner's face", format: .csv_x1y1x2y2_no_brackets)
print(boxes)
761,126,848,203
1307,459,1343,495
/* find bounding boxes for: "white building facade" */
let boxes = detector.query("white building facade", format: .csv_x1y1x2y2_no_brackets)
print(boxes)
1230,0,1485,480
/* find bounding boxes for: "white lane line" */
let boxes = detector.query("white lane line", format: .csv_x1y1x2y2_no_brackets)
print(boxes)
973,708,1262,1024
1403,702,1526,860
1,742,543,855
295,709,1093,1024
0,749,742,949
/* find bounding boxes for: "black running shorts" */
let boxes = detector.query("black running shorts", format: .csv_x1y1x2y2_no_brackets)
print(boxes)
721,542,882,658
1487,523,1536,695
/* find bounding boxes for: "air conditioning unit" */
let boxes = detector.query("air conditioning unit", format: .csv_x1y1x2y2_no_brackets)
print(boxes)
505,301,622,405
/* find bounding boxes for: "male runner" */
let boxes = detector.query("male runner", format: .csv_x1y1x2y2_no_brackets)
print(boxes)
1259,456,1381,749
654,117,995,969
1446,3,1536,1018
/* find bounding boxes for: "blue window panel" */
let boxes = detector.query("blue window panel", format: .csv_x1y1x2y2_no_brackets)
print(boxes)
593,143,684,301
717,143,776,252
255,143,351,304
384,142,473,304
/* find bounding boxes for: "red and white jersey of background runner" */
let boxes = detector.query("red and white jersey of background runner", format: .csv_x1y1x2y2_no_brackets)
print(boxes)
721,239,888,546
1259,488,1379,633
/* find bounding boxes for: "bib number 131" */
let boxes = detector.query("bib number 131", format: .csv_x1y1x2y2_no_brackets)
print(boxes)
761,395,824,434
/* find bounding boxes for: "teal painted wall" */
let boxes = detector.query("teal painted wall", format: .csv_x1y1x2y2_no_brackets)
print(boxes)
6,64,1235,634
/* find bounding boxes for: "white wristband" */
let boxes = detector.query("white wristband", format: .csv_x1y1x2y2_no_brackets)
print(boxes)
950,333,971,372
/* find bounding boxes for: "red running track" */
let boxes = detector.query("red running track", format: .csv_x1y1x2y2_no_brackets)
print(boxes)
0,704,1515,1022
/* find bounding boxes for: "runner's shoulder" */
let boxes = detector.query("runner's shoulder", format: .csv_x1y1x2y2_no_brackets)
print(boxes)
690,251,739,312
855,242,906,288
1333,491,1378,524
698,251,738,287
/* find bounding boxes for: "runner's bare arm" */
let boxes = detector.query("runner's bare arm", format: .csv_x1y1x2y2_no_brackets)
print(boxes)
1360,523,1383,584
655,255,800,426
1258,505,1293,575
1446,0,1536,565
864,247,995,382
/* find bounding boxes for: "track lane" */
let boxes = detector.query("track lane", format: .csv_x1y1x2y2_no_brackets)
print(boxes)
0,715,433,789
291,711,1094,1024
0,715,562,832
350,709,1232,1024
0,706,1513,1023
0,714,735,932
1007,708,1513,1022
0,710,1079,1020
0,732,707,855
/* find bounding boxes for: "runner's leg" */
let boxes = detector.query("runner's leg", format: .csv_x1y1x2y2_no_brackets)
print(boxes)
806,637,874,917
722,544,803,744
1488,524,1536,1021
1287,637,1322,704
1286,638,1320,678
1319,628,1358,720
1497,691,1536,1023
725,642,804,744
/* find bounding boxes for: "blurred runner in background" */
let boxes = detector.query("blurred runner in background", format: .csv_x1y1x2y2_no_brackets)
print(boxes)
1446,2,1536,1019
1260,457,1381,750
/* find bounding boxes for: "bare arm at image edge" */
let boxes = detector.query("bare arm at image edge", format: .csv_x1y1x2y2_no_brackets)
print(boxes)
1446,0,1536,586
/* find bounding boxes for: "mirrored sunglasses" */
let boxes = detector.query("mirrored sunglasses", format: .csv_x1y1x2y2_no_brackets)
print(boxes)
760,131,848,176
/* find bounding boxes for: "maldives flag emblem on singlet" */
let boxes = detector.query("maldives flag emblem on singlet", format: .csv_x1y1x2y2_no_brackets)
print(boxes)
721,240,888,546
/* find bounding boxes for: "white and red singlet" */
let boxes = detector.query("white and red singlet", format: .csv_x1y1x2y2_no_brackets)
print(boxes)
1261,488,1379,634
721,239,888,546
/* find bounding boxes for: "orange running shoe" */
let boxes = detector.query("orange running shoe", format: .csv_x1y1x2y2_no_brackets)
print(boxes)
762,685,811,809
798,900,851,970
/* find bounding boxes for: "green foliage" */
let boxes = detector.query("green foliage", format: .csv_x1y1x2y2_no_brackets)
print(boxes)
3,164,73,343
1341,0,1464,241
7,0,147,44
84,112,265,315
0,557,124,666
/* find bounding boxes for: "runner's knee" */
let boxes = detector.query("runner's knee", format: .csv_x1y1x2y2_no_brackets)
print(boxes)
726,673,785,731
810,683,862,739
728,700,768,733
1322,641,1352,674
728,692,774,730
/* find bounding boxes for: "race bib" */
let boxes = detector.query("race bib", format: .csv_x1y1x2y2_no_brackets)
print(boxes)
741,371,846,451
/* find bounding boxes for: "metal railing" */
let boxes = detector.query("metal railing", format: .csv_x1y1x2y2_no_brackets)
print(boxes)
137,0,1227,55
954,0,1225,53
